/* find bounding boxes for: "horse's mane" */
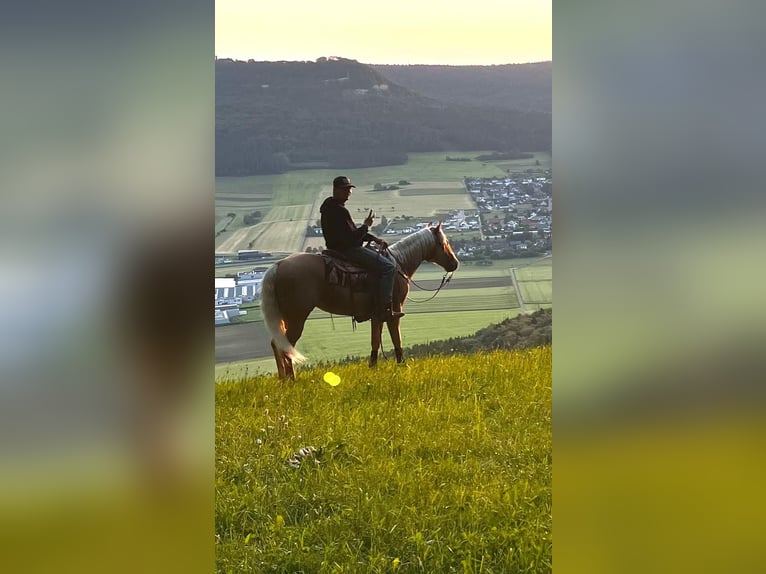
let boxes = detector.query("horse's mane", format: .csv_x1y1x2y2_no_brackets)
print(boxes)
389,227,436,267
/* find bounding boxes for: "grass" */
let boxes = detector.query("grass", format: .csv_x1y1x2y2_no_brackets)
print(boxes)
234,286,518,324
514,266,552,282
216,348,552,573
517,281,552,305
415,258,552,280
216,309,524,378
215,257,552,377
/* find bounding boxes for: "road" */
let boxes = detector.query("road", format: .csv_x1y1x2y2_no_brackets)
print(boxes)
509,267,527,314
215,321,274,363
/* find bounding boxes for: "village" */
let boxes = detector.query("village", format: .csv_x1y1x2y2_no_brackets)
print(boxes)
373,172,552,260
456,172,552,259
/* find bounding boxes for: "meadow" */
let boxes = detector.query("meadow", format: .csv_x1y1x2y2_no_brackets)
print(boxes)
216,348,552,573
217,205,314,254
216,308,523,379
513,262,552,309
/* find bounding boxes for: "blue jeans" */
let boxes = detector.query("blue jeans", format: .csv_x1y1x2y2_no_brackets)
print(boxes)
338,246,396,306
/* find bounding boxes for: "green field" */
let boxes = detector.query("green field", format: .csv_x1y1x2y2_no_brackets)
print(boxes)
416,257,551,280
216,348,552,572
233,285,517,324
514,265,552,282
216,151,550,253
216,151,550,202
398,187,469,196
517,281,552,305
215,215,235,234
216,256,552,377
216,308,524,379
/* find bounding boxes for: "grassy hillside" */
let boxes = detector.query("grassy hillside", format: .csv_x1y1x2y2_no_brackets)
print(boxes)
216,348,552,572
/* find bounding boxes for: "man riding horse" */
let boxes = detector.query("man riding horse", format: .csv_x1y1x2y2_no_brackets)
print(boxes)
320,176,405,323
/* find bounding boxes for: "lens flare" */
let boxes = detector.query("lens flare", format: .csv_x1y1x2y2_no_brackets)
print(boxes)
323,372,341,386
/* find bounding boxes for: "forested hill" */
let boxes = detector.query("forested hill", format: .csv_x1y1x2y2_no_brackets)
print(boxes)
373,62,552,113
215,57,551,176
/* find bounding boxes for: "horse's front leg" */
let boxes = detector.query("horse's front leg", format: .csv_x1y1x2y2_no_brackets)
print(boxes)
369,319,384,367
386,316,405,364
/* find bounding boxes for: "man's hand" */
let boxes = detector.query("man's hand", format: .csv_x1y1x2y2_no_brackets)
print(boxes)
374,237,388,250
363,209,375,227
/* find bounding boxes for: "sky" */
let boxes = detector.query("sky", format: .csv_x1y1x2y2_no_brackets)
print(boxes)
215,0,551,65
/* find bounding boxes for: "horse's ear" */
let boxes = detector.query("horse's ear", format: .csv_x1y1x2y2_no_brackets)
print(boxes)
437,221,443,231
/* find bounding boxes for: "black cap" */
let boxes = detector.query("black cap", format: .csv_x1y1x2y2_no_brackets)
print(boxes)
333,176,356,189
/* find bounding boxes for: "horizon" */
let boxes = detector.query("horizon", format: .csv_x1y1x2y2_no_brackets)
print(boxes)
214,55,552,66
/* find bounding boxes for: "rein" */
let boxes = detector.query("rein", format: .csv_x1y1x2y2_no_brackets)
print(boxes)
402,271,452,303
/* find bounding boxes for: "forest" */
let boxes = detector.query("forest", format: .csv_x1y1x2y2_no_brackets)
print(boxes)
215,58,551,176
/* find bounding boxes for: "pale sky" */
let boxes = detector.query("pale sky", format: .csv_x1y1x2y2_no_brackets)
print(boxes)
215,0,551,65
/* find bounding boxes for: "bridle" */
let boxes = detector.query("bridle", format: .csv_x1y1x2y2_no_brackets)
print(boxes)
383,236,455,303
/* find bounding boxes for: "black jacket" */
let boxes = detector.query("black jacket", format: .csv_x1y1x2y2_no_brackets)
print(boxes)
320,197,373,250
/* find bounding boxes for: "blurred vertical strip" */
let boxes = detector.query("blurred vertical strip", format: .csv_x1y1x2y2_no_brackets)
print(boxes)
0,1,213,573
555,1,766,572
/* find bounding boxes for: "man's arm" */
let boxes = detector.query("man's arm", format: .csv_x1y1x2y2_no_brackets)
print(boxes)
351,223,371,244
362,232,388,249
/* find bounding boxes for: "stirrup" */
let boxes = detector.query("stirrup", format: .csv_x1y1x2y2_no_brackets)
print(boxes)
377,307,405,322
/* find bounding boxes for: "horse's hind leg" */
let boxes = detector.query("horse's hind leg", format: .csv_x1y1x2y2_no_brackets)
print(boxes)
369,320,384,367
271,339,287,379
284,315,309,380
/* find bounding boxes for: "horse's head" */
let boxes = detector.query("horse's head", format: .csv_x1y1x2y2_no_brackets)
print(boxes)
428,222,460,272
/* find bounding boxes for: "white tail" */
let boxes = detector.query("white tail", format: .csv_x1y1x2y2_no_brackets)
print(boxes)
260,263,306,363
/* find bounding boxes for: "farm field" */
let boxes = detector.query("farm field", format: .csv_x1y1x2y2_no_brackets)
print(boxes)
231,283,517,326
514,265,552,282
213,254,544,279
511,259,552,309
216,151,550,253
416,256,551,280
517,281,552,305
492,152,551,173
307,182,477,223
215,256,552,375
216,348,552,572
216,308,523,378
216,205,314,254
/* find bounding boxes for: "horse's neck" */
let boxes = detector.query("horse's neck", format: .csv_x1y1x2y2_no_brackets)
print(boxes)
391,232,431,278
398,256,419,279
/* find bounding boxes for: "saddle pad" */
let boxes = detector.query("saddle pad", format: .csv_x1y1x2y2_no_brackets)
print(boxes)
321,250,371,292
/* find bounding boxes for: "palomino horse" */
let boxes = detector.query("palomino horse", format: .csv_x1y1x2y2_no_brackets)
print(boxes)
261,223,459,378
